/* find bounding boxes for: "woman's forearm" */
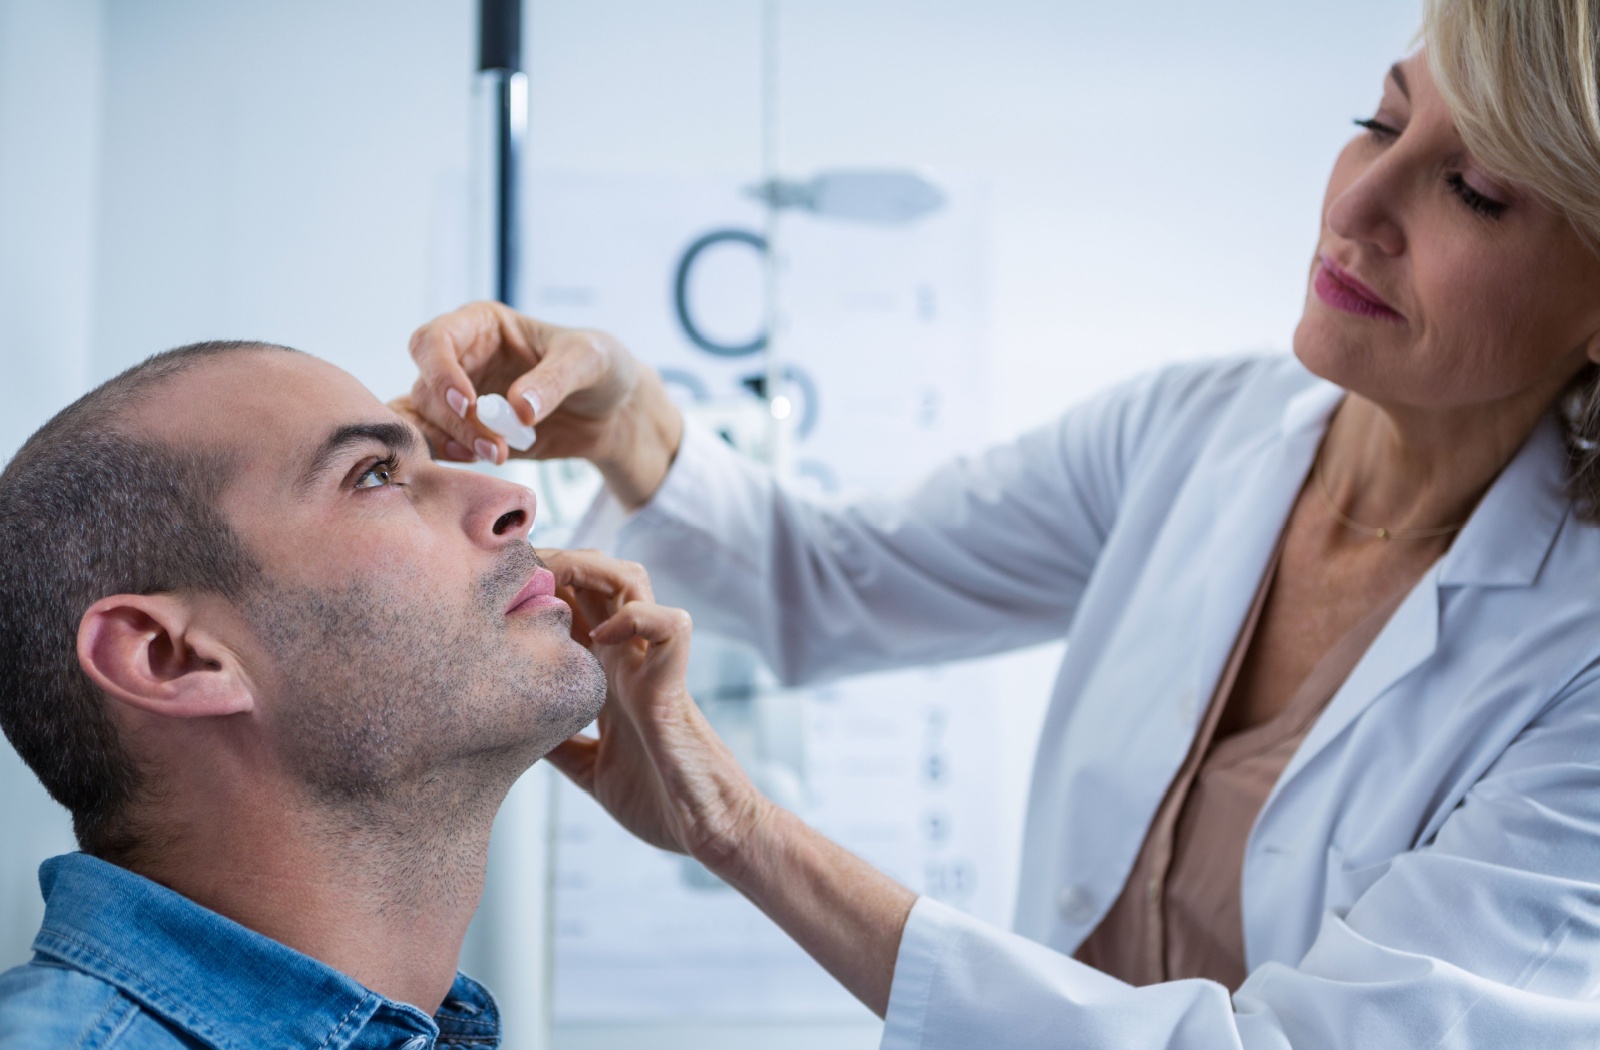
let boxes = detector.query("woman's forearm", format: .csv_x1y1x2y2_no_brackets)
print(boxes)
618,631,917,1017
704,803,917,1017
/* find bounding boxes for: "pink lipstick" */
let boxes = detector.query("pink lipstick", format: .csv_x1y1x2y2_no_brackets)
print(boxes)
1314,255,1404,323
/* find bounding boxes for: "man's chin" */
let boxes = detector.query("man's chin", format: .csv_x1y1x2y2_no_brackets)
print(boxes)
539,642,608,743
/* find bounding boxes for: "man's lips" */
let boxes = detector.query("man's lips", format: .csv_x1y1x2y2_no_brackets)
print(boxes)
506,567,567,615
1314,255,1405,322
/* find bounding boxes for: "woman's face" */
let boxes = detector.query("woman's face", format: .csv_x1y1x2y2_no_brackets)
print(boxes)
1294,51,1600,417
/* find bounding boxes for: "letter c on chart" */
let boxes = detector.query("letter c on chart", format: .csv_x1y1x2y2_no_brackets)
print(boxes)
673,228,769,358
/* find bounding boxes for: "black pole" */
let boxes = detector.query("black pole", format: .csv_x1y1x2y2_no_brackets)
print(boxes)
478,0,521,73
479,0,524,308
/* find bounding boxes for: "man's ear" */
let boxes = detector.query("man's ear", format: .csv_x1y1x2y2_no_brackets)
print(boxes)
77,594,254,719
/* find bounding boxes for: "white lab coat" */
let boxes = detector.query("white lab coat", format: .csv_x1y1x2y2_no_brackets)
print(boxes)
580,354,1600,1048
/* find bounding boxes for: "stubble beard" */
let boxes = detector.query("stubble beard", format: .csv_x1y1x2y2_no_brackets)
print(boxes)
247,545,606,832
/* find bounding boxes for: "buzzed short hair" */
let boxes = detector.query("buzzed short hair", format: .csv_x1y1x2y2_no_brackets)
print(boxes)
0,340,292,859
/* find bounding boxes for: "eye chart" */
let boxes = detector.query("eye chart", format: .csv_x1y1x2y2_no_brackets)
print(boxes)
519,173,1046,1020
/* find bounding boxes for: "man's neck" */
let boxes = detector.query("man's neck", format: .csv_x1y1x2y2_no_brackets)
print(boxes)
127,779,501,1015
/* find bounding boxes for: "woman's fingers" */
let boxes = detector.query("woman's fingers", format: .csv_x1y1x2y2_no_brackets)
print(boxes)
574,589,613,641
505,327,622,426
390,395,476,462
590,600,693,648
539,549,655,607
555,584,598,644
407,301,545,460
405,302,637,466
542,551,659,646
407,303,501,453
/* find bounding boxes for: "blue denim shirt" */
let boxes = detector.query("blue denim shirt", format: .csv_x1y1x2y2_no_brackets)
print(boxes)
0,854,501,1049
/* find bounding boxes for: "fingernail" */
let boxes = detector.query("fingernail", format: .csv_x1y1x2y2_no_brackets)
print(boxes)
447,389,470,418
523,390,543,420
445,439,473,460
474,439,498,462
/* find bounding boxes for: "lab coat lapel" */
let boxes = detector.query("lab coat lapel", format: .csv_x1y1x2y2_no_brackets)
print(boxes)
1190,383,1342,704
1270,414,1570,796
1276,574,1441,791
1020,375,1343,943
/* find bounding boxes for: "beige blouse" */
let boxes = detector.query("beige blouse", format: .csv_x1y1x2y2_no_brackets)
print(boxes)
1074,541,1412,990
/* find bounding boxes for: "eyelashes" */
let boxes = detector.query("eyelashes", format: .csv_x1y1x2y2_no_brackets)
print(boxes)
354,454,402,490
1445,173,1508,219
1354,117,1397,139
1352,117,1508,220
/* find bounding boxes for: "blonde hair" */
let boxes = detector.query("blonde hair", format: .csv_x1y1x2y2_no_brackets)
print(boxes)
1426,0,1600,520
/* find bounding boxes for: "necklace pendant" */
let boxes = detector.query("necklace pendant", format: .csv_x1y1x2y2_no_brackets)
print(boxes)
1377,527,1390,541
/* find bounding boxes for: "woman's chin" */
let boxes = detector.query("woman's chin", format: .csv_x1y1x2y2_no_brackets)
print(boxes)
1291,297,1410,390
1291,312,1357,388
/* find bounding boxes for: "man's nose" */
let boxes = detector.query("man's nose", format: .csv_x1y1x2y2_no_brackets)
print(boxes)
465,473,537,546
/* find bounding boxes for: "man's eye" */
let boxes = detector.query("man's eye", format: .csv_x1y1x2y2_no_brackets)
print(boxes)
354,459,398,490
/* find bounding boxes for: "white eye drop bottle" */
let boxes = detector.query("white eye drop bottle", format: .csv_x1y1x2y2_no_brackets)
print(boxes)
474,393,536,451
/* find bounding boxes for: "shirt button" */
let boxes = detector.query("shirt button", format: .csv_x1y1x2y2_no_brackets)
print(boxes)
400,1037,429,1050
1057,885,1097,925
1146,876,1162,905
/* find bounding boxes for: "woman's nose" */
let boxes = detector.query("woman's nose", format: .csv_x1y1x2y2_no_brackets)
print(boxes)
1327,160,1407,257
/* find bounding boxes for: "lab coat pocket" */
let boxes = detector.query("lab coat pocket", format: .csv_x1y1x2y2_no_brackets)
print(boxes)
1322,844,1393,918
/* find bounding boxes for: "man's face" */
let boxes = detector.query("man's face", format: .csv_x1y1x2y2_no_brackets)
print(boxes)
137,351,605,806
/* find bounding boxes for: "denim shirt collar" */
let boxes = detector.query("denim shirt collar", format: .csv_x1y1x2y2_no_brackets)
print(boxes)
30,853,500,1050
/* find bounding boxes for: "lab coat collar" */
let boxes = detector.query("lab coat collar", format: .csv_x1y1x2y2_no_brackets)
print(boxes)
1264,404,1573,825
1436,414,1571,589
1278,376,1344,440
1277,375,1572,590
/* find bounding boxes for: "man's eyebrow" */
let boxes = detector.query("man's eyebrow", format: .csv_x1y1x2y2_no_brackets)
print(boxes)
1389,63,1409,100
298,421,423,492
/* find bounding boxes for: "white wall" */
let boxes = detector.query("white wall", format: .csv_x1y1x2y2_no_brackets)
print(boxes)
0,0,103,969
522,0,1422,440
90,0,477,392
0,0,100,471
0,1,1421,1046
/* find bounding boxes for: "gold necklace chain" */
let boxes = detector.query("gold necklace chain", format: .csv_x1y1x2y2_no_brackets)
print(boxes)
1313,457,1469,542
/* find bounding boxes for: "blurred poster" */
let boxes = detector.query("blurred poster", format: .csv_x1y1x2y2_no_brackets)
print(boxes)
520,172,990,498
524,173,1022,1020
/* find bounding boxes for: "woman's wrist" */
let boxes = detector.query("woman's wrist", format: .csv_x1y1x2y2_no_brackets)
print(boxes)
637,697,778,872
676,719,776,872
687,781,780,878
592,369,684,510
695,777,915,1018
631,694,912,1017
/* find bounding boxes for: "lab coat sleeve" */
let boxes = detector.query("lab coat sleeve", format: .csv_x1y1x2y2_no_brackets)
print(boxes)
600,359,1252,685
880,662,1600,1050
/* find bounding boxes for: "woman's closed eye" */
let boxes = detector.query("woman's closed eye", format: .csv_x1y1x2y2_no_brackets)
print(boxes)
1352,117,1509,220
1354,116,1400,142
1446,172,1508,219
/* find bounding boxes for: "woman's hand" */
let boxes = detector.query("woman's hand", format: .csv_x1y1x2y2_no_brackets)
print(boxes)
540,549,774,866
392,302,683,508
539,547,914,1016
